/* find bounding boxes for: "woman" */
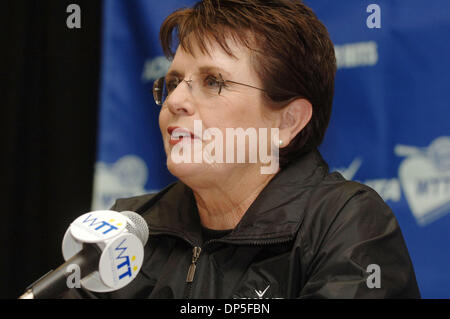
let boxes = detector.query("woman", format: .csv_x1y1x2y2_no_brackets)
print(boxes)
72,0,420,298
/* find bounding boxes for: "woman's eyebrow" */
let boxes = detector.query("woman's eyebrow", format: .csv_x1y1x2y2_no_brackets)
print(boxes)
198,66,231,78
166,69,182,78
166,66,232,78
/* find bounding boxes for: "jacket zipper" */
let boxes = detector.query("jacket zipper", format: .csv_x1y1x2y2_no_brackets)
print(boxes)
184,246,202,298
150,228,293,298
182,237,293,298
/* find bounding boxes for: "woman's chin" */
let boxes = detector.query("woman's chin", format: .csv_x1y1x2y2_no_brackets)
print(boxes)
166,157,233,185
167,158,208,179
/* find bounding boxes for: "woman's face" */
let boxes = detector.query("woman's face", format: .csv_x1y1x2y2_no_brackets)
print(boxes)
159,38,280,188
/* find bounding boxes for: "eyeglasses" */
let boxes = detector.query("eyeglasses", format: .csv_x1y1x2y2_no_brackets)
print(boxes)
153,72,267,106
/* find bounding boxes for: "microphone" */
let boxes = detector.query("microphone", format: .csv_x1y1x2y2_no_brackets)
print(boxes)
19,210,149,299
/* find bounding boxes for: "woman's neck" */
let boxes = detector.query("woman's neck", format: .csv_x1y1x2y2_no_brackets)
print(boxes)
191,166,276,230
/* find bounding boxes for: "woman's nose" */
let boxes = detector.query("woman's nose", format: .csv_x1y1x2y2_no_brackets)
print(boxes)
165,81,195,116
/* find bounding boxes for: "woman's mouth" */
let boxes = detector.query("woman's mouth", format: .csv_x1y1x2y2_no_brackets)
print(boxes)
168,126,198,145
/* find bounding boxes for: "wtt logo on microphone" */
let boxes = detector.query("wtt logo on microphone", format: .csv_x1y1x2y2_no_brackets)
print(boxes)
65,238,138,289
114,238,137,280
69,211,128,243
98,232,144,289
81,214,122,235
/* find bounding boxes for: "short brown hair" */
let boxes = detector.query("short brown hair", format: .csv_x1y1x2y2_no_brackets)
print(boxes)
160,0,336,168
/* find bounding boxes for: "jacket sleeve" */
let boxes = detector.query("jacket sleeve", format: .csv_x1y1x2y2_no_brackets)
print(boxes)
298,187,421,299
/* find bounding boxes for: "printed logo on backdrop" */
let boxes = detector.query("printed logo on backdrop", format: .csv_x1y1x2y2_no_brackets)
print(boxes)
334,136,450,227
142,56,171,83
91,155,157,210
335,41,378,69
395,136,450,226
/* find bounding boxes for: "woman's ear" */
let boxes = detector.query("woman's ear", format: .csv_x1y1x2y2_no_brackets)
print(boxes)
279,98,312,146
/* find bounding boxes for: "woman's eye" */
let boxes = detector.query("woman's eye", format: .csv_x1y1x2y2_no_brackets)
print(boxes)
204,75,220,88
166,79,179,92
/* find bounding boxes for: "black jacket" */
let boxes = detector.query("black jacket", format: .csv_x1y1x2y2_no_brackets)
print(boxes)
68,149,420,299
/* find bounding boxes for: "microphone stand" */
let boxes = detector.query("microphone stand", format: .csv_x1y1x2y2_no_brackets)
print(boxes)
18,244,100,299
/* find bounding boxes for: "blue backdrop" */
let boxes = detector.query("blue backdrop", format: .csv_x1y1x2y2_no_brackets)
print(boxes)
92,0,450,298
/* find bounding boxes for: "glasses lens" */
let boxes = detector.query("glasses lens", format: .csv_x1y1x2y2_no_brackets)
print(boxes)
153,77,165,106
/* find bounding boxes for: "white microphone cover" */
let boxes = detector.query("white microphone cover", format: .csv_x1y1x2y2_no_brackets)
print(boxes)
61,210,149,292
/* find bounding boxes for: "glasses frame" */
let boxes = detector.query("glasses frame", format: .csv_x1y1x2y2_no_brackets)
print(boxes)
152,73,268,106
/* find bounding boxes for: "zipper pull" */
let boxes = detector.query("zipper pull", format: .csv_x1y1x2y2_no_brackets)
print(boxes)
186,246,202,283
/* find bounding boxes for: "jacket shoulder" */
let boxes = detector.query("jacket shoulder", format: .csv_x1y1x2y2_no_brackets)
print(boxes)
112,193,157,211
314,171,390,214
111,182,178,214
304,173,398,245
298,172,420,298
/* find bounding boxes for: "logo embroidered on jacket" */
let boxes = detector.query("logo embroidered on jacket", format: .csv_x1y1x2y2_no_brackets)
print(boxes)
254,285,270,298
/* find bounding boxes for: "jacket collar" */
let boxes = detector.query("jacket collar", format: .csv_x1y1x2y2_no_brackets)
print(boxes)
143,149,329,246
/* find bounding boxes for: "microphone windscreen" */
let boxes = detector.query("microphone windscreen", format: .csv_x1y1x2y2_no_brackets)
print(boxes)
120,211,149,246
